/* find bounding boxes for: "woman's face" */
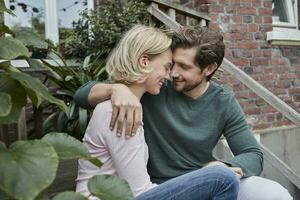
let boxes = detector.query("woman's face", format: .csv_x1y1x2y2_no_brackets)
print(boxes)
144,49,173,95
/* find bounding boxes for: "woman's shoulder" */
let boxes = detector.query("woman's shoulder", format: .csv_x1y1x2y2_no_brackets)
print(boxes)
93,100,113,116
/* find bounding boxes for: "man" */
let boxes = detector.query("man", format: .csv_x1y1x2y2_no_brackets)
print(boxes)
75,26,292,199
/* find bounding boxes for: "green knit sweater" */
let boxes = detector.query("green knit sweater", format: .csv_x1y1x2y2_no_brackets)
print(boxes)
74,81,263,183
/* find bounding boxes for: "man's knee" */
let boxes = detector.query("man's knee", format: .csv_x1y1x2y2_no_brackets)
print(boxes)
203,165,239,189
239,176,293,200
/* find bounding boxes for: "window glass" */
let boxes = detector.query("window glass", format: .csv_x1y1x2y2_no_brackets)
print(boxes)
7,0,45,37
272,0,289,22
57,0,87,40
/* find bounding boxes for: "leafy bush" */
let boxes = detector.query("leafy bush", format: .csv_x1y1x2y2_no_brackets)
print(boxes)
0,1,133,199
37,52,107,139
61,0,150,59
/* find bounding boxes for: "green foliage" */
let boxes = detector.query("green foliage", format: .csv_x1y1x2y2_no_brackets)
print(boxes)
61,0,150,59
42,132,102,167
0,140,59,200
0,93,11,116
0,2,134,200
52,191,87,200
88,175,134,200
39,52,107,139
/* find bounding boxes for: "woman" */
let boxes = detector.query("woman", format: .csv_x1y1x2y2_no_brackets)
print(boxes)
76,25,239,200
76,25,173,198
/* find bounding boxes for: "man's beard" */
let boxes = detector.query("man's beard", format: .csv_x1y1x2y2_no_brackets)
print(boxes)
172,77,205,93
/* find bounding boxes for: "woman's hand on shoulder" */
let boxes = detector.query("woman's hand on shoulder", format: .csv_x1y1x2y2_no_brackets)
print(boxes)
110,84,143,139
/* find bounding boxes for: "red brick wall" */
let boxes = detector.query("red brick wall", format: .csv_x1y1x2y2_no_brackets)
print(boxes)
181,0,300,130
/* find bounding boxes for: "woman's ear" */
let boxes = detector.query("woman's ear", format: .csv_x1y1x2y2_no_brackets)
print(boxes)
139,54,150,68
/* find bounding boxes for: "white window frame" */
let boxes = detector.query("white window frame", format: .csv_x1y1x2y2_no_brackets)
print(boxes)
267,0,300,45
4,0,94,45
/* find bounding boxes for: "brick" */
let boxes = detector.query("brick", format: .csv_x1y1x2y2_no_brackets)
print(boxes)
258,8,272,16
243,15,253,23
293,95,300,101
259,24,272,32
225,6,236,14
253,50,262,57
237,7,256,15
232,58,249,66
263,67,272,74
209,5,224,13
248,24,258,32
266,114,275,122
271,58,288,65
245,108,261,115
231,0,240,5
255,16,263,23
263,16,272,24
221,15,230,23
232,33,243,40
263,50,272,57
230,24,248,33
254,32,265,40
252,0,261,7
232,15,242,23
289,88,300,95
209,23,220,31
272,120,291,127
251,58,269,66
238,41,258,49
263,1,272,7
253,123,271,130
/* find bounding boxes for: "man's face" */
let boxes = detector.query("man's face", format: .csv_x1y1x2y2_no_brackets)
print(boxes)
171,48,206,95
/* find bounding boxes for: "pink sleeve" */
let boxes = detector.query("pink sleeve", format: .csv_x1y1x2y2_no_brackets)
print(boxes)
92,102,157,197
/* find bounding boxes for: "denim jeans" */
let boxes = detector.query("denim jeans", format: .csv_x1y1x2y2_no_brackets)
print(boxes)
135,165,239,200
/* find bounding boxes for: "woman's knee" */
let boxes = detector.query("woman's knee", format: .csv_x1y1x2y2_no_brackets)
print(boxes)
239,176,293,200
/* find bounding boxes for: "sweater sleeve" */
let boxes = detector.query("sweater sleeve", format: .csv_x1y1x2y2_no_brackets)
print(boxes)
222,95,263,177
74,81,97,109
92,103,156,197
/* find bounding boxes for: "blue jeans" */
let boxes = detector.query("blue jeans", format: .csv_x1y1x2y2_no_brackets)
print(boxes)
135,165,239,200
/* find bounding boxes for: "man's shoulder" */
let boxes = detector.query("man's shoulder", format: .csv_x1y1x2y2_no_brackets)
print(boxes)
210,82,235,101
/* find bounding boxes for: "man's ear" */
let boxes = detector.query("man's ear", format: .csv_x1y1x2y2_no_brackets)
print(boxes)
205,63,218,77
139,54,150,68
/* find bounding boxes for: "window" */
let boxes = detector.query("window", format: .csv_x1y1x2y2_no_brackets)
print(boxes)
267,0,300,45
4,0,94,44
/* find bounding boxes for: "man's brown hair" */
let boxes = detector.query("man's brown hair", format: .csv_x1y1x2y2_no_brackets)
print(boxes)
171,26,225,81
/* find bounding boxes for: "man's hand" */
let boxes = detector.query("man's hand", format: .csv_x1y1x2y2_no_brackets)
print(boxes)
109,84,143,138
204,161,243,179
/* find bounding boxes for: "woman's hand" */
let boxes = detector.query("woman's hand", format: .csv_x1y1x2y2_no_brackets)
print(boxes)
109,84,143,138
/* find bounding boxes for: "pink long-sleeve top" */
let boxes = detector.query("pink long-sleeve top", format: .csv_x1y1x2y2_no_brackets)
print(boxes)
76,100,157,199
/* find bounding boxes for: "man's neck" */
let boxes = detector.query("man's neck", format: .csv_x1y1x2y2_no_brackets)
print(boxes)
183,81,210,99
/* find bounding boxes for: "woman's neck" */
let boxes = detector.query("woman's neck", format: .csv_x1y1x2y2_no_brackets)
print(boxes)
127,83,146,100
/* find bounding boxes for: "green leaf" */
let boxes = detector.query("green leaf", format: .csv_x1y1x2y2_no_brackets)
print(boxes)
0,76,27,124
52,191,88,200
0,140,59,200
67,101,76,119
0,37,31,60
0,24,15,36
7,72,67,112
42,132,102,167
14,27,48,49
88,175,133,200
26,58,46,70
0,92,11,117
79,108,88,133
0,0,15,16
0,61,10,69
82,55,91,70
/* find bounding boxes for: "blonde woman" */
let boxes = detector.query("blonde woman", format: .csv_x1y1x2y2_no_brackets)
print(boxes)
76,25,172,198
76,25,239,200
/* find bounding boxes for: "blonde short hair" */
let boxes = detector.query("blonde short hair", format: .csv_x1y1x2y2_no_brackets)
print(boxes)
106,25,171,84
